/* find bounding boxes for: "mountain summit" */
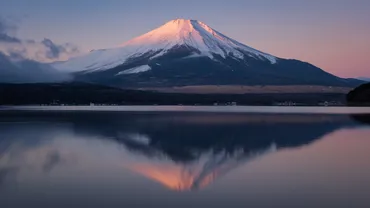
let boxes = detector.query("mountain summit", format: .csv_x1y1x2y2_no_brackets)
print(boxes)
55,19,276,73
119,19,276,63
54,19,360,87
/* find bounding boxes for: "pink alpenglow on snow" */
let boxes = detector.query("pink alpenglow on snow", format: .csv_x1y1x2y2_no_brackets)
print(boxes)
53,19,277,73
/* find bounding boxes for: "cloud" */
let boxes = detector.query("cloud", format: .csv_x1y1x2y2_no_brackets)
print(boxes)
42,38,63,59
0,33,21,43
0,17,80,63
42,151,63,172
0,17,21,43
41,38,79,60
0,16,75,83
0,51,72,83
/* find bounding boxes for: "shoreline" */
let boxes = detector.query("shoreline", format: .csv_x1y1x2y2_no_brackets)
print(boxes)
1,105,370,115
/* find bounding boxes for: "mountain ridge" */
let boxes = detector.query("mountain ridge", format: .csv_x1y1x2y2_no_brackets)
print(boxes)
54,19,277,73
358,77,370,81
8,19,361,88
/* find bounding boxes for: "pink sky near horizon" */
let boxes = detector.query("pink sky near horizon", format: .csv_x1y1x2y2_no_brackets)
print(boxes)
218,17,370,78
250,34,370,78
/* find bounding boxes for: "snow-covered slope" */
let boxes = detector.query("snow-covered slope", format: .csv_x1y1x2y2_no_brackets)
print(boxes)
54,19,277,73
50,19,361,88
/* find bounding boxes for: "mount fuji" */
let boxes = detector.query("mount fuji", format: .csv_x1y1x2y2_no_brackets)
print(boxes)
54,19,360,88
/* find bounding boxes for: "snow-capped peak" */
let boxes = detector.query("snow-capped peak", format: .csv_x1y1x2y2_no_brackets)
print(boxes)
121,19,276,62
54,19,277,73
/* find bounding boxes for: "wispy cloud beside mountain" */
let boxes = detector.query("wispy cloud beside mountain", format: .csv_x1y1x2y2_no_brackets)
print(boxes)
0,16,74,83
0,16,80,63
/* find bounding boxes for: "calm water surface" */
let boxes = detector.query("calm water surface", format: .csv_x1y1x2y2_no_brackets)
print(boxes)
0,108,370,208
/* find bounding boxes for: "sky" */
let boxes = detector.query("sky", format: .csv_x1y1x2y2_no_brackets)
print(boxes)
0,0,369,78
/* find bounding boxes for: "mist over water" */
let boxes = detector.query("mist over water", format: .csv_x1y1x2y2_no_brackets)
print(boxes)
0,110,370,208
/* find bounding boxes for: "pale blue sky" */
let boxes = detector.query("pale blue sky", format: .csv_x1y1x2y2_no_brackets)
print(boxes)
1,0,370,77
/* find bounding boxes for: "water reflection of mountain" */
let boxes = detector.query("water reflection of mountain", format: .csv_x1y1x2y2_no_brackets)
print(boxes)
0,112,359,191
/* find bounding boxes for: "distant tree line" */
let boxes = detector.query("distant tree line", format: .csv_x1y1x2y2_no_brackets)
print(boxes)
0,82,348,106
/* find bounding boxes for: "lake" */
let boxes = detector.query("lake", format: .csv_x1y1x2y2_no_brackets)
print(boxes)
0,107,370,208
